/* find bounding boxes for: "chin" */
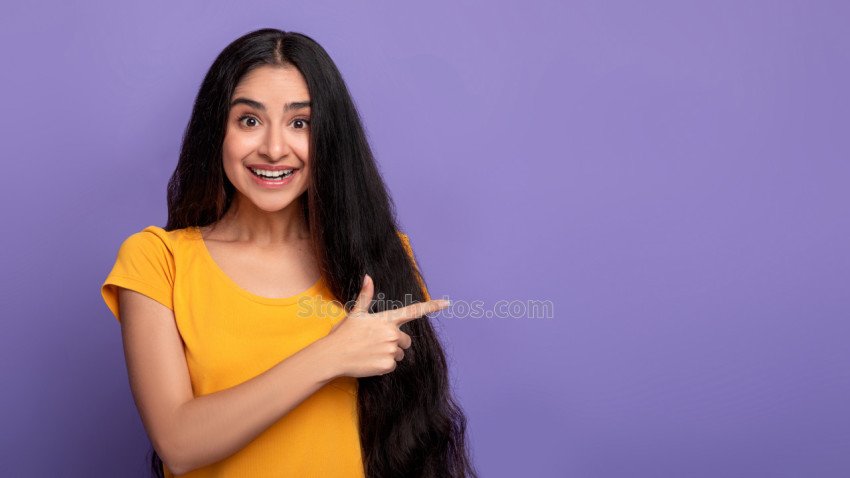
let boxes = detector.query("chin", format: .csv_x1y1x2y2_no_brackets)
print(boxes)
250,196,297,212
251,197,299,212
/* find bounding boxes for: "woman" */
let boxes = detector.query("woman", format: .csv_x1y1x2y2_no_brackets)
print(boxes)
100,28,477,477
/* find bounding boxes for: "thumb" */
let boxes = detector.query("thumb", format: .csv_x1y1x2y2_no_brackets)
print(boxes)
350,273,374,315
329,274,374,334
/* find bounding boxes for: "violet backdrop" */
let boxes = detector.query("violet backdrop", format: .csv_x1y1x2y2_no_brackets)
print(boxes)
1,1,848,477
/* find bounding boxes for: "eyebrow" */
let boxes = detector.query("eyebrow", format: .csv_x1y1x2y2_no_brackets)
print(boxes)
230,97,311,113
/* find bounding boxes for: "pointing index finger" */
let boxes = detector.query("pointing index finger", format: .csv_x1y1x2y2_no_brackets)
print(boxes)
385,299,451,326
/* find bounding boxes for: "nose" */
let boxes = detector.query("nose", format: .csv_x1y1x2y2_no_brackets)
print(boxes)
257,122,291,161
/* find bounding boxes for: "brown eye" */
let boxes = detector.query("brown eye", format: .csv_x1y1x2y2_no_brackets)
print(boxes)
293,118,310,129
238,114,259,127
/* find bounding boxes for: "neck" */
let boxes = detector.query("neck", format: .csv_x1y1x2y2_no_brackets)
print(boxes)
211,193,309,245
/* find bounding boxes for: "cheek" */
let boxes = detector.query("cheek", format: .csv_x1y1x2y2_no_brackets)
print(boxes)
221,141,246,182
223,130,252,155
295,137,311,164
222,131,253,161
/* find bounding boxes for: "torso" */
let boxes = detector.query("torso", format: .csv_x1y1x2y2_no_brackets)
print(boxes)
197,225,322,299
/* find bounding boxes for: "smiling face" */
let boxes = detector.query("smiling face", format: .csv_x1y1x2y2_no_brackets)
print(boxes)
222,64,312,214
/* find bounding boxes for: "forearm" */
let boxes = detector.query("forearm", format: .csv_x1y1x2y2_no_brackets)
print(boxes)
162,337,340,475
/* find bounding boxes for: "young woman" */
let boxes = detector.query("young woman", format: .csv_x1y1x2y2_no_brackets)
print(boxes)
100,28,477,477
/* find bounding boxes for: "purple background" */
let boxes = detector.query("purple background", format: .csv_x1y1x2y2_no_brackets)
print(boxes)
2,1,848,477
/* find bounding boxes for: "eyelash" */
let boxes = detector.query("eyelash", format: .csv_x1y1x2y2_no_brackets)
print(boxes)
236,114,310,129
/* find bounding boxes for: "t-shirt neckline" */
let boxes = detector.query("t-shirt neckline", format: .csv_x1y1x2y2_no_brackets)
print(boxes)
187,226,324,306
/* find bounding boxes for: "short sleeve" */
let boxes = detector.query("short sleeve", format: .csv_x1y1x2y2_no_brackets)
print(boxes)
101,227,176,323
397,231,431,302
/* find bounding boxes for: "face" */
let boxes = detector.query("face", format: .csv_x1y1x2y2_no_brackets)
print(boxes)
222,65,312,213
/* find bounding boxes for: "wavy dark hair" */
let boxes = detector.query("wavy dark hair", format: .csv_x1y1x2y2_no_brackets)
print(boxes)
150,28,476,477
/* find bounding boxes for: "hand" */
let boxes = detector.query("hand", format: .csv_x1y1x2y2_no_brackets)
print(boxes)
321,273,450,378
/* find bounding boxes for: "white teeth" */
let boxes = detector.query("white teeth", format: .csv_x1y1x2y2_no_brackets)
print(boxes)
250,167,294,179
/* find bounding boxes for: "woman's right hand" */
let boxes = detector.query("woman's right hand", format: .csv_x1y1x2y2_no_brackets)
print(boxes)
320,273,450,378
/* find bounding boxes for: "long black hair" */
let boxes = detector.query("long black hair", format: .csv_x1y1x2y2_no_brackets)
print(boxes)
154,28,477,477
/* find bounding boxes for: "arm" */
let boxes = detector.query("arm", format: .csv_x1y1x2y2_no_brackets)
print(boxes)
118,288,340,475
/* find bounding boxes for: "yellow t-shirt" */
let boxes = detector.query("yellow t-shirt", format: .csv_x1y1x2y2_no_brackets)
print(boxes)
100,225,429,477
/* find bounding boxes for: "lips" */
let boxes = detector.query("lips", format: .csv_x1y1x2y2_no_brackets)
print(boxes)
246,164,300,171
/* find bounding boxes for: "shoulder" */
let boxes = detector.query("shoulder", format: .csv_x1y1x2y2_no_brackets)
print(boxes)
112,225,183,267
119,225,186,254
397,229,417,245
102,225,180,322
395,230,419,262
127,225,194,252
396,230,414,253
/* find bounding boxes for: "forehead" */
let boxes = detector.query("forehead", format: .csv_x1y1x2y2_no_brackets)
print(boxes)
232,65,310,102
